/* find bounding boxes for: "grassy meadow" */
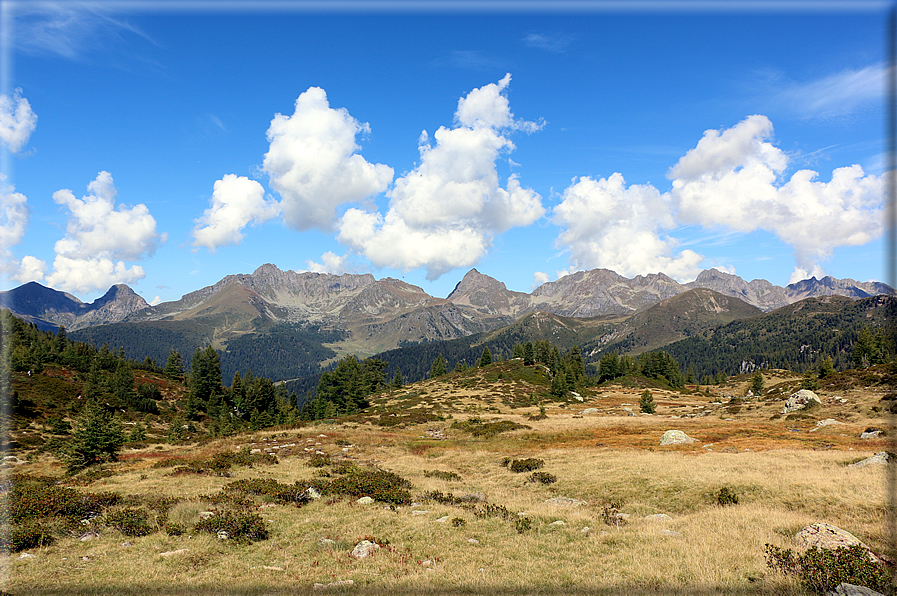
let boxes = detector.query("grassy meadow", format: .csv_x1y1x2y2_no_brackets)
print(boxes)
3,362,894,595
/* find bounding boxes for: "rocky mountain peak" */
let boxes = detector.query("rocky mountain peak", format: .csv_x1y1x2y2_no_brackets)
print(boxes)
447,269,508,298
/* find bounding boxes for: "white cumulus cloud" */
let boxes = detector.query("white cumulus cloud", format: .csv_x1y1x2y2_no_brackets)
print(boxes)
0,175,33,279
669,115,883,283
43,171,165,295
192,174,277,251
336,74,545,280
552,173,704,282
0,89,37,154
305,251,349,275
263,87,393,231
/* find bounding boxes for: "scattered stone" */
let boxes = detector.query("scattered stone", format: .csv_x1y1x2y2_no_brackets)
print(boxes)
79,531,100,541
217,530,229,540
160,549,190,558
412,510,429,516
581,527,590,534
262,566,284,571
468,538,479,544
581,408,600,415
549,520,566,527
350,540,380,559
435,516,450,523
781,389,821,414
420,559,436,567
121,542,132,547
544,496,586,507
660,529,683,538
356,496,375,505
660,430,696,446
622,407,633,413
814,419,845,428
861,430,883,440
81,556,90,562
570,392,583,402
318,538,337,547
250,448,262,454
849,452,890,468
795,523,875,559
18,552,35,559
304,487,322,500
826,583,886,596
198,511,215,519
645,514,672,521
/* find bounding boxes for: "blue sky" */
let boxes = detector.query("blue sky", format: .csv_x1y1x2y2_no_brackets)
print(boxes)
0,1,889,305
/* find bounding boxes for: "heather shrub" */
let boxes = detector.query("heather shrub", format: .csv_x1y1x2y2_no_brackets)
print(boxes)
528,471,557,484
508,458,544,473
327,467,412,506
765,544,890,594
105,507,153,537
423,470,462,481
715,486,739,506
193,510,268,543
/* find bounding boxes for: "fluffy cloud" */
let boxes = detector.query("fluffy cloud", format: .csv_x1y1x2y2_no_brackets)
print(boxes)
263,87,393,231
552,174,704,282
305,251,349,275
670,115,882,282
337,74,545,280
43,171,165,295
0,175,31,278
0,89,37,153
192,174,276,251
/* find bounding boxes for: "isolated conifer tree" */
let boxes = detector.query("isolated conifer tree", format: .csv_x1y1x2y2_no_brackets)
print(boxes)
639,389,655,414
523,342,535,366
430,354,447,378
164,349,184,379
751,371,764,395
479,346,492,368
392,368,404,388
64,400,124,473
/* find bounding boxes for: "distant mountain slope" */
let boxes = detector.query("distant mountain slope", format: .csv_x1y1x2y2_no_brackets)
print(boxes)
0,282,149,331
583,288,765,358
662,294,896,378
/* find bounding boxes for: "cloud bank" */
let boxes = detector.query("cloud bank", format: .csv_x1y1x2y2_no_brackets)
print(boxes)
337,74,545,280
0,90,37,153
192,174,276,251
27,171,167,295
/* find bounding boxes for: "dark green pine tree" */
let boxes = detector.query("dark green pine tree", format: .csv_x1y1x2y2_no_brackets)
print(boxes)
164,349,185,379
430,354,447,378
479,346,492,368
64,400,125,473
392,368,404,388
188,346,223,417
523,342,535,366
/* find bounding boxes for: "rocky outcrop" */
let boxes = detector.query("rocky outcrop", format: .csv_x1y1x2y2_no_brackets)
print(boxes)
687,268,790,311
660,430,696,446
781,390,821,414
848,452,890,468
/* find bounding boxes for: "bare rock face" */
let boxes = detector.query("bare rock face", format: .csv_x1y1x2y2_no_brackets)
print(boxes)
660,430,696,446
781,390,821,414
795,522,881,563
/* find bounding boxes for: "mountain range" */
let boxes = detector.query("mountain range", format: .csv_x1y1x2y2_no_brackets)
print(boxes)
1,264,891,383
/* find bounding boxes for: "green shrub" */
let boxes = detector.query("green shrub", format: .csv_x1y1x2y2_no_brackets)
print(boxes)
224,478,312,505
451,517,466,527
164,522,186,536
193,510,268,543
327,467,412,505
105,507,153,537
639,389,656,414
509,458,544,473
514,517,532,533
1,520,54,552
474,503,516,521
528,471,557,484
765,544,890,594
62,400,125,473
716,486,739,506
423,470,462,481
451,418,527,438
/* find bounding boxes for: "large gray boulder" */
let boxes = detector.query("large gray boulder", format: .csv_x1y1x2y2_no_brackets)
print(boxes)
826,583,886,596
848,452,890,468
795,522,881,563
660,430,696,446
781,389,821,414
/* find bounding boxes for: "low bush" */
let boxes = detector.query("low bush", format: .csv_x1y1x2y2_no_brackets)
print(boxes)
450,418,528,438
327,467,412,506
765,544,890,594
1,520,54,552
224,478,312,505
194,510,268,543
528,471,557,484
105,507,153,537
514,517,532,533
716,486,739,506
509,458,544,473
423,470,462,481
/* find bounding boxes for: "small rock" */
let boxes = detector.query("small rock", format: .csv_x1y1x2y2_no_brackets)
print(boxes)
81,556,90,562
313,583,326,591
849,452,890,468
544,496,586,507
18,552,35,559
660,529,683,537
645,513,672,521
217,530,229,540
468,538,479,544
160,549,190,557
351,540,380,559
262,566,284,571
79,531,100,541
356,496,375,505
861,430,883,440
318,538,337,547
435,516,450,523
304,487,322,500
570,392,583,402
581,527,590,533
250,448,262,454
826,583,886,596
198,511,215,519
549,520,566,527
412,510,429,516
660,430,696,446
815,419,844,427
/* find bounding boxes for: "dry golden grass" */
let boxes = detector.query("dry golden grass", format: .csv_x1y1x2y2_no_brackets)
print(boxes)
4,370,894,596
